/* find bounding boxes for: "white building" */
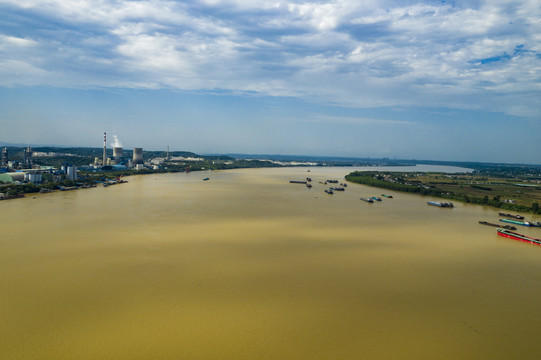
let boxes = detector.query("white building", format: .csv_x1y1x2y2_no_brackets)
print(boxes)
25,172,43,184
66,166,78,181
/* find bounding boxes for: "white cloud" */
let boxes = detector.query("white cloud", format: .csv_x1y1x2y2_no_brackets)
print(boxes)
0,0,540,117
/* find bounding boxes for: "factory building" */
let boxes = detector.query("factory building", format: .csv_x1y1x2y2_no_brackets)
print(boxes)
23,147,33,168
61,163,78,180
0,172,25,183
66,165,77,181
1,147,8,168
25,172,43,184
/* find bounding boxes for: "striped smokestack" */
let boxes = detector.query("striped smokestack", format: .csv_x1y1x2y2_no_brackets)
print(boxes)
103,132,107,166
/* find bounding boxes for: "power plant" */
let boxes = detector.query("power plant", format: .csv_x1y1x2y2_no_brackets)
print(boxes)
93,133,145,170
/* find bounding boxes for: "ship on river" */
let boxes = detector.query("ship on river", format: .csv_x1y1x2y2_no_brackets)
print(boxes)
427,201,454,208
498,212,525,220
479,221,516,230
500,219,541,227
497,228,541,246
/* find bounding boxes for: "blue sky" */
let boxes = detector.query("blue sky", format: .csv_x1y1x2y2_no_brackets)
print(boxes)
0,0,540,163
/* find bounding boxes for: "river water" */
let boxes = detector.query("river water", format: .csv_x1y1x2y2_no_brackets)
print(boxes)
2,166,541,359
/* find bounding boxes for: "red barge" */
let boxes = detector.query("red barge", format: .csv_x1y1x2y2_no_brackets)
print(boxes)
497,228,541,246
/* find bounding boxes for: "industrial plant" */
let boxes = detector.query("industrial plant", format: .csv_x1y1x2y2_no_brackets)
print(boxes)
0,132,158,196
1,132,231,200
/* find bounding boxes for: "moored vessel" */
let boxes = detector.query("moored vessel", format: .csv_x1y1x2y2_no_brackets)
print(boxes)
498,212,524,220
360,197,374,203
479,221,516,230
499,219,541,227
497,228,541,246
427,201,453,208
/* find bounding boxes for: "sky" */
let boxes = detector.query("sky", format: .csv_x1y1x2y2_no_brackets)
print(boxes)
0,0,540,164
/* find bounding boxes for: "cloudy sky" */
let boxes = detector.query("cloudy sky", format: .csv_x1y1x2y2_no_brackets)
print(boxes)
1,0,540,163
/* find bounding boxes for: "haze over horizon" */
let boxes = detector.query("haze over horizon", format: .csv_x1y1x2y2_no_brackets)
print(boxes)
1,0,540,164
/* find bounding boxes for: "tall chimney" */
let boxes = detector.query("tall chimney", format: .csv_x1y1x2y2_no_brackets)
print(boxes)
103,132,107,167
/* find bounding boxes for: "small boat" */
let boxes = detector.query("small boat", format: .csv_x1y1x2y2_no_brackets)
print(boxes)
381,194,393,198
499,212,524,220
360,197,374,203
497,228,541,246
427,201,453,208
203,178,210,181
306,183,312,188
306,177,312,182
479,221,516,230
332,187,345,191
372,196,382,201
325,189,334,194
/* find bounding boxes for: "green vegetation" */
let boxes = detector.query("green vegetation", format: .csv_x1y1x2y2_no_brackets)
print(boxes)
345,171,541,214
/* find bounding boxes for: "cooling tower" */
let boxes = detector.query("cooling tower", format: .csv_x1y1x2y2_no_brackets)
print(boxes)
113,147,123,158
133,148,143,165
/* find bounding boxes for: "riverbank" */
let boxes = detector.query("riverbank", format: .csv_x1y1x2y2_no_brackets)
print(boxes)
345,170,541,214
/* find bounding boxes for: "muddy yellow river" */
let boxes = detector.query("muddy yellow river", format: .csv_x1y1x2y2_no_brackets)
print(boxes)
2,166,541,359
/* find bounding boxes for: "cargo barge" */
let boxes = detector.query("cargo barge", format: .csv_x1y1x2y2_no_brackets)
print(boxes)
500,219,541,227
498,213,524,220
478,221,516,230
427,201,454,208
497,228,541,246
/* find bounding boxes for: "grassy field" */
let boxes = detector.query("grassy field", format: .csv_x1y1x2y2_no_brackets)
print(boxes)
414,174,541,207
346,171,541,214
